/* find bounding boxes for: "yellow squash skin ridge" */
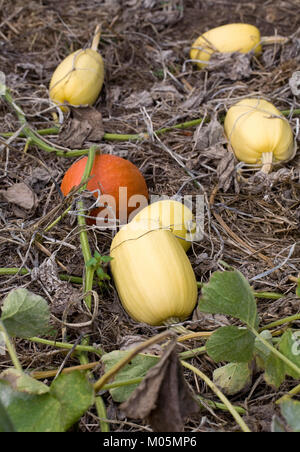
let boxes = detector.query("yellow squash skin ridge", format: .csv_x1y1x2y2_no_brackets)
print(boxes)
110,222,198,326
224,98,295,165
49,48,104,107
190,23,262,68
130,199,196,252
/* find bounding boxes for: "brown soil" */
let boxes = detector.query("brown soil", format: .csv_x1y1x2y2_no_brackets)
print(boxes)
0,0,299,433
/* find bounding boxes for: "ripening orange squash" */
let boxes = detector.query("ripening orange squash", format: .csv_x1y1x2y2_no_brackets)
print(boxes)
61,154,149,224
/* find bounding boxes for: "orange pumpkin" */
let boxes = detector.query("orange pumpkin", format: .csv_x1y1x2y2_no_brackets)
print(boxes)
61,154,149,225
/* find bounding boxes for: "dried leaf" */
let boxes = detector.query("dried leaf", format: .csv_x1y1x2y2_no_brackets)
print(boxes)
239,168,294,195
216,150,235,192
123,90,153,109
180,92,204,110
32,256,81,315
208,52,252,80
0,369,49,396
120,340,199,432
59,106,104,148
29,167,55,186
109,86,122,103
0,183,37,210
15,62,43,78
145,10,182,27
151,83,183,102
192,308,231,331
119,335,163,355
289,71,300,97
193,117,226,151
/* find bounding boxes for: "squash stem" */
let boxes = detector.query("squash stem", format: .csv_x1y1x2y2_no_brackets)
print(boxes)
0,266,88,285
261,35,289,46
276,383,300,405
95,396,110,432
2,108,300,143
27,336,104,356
250,326,300,377
261,151,274,173
1,86,300,158
91,25,101,51
31,361,100,379
163,317,191,335
93,330,172,393
77,146,97,309
1,86,83,156
0,321,23,372
43,205,72,233
181,360,251,432
259,313,300,332
177,331,212,342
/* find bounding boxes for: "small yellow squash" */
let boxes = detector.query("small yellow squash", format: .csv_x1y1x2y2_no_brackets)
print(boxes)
49,27,104,109
110,221,198,326
190,23,262,68
224,98,295,173
130,199,196,252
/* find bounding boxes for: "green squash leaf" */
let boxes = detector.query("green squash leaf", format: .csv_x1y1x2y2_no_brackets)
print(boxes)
1,288,50,338
50,371,94,431
0,370,94,432
213,362,252,395
254,330,273,370
271,415,286,432
199,270,258,328
0,398,15,432
102,351,159,403
279,396,300,432
206,326,255,363
278,329,300,379
0,368,49,395
254,331,285,389
0,380,63,432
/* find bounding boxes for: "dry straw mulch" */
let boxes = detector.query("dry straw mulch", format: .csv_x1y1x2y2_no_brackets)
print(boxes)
0,0,299,432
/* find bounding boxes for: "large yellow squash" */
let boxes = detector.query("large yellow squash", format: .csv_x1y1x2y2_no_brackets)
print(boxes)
49,27,104,108
130,199,196,252
190,23,262,68
224,98,295,173
110,221,198,326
